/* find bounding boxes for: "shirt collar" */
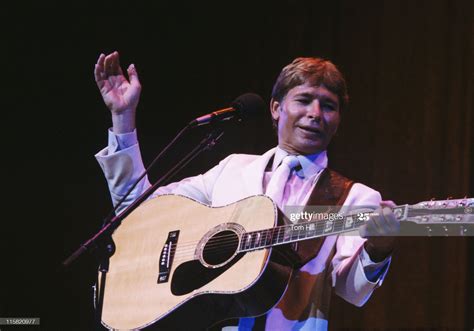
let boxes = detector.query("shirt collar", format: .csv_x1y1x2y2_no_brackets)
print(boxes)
272,146,328,178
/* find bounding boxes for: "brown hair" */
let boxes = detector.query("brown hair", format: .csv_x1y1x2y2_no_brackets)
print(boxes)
271,57,349,111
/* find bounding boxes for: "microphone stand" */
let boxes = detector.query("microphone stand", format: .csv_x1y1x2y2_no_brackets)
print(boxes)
61,125,225,330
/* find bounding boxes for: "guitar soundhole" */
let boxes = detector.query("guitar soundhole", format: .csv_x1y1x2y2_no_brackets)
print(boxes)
202,230,239,266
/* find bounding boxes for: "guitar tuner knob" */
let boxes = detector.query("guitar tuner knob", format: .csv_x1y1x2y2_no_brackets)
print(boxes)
426,226,432,236
442,226,449,236
428,200,437,208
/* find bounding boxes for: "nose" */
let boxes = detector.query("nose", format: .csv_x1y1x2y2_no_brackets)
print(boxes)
307,100,321,121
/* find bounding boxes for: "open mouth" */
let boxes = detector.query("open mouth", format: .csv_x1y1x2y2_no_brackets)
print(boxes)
298,126,323,136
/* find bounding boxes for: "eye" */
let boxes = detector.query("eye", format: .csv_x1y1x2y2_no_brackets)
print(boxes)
321,103,337,111
296,98,311,105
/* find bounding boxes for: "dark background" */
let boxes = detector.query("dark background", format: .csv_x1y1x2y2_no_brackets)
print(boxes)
3,0,473,330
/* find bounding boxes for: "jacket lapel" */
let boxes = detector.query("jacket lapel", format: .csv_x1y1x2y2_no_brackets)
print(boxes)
241,148,276,196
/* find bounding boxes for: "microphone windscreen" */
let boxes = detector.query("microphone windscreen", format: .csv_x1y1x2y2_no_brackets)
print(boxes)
231,93,265,119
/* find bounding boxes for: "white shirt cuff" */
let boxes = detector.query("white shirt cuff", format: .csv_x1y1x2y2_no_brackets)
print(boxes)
108,128,138,153
360,247,391,283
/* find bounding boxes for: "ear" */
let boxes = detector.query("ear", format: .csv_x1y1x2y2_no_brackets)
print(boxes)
270,98,280,121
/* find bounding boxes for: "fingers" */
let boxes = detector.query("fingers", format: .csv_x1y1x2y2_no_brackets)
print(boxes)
359,225,368,238
96,51,136,81
373,206,400,236
360,206,400,238
104,51,116,76
102,51,125,77
380,200,397,208
380,207,397,233
378,200,399,234
94,53,106,85
127,64,141,89
359,221,377,238
386,207,401,233
369,207,385,234
112,51,124,76
94,51,139,102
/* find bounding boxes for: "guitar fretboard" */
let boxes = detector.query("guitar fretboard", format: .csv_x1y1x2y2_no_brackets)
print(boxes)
238,212,368,252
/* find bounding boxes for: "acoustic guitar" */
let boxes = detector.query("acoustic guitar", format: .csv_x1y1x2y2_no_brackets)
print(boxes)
97,194,473,330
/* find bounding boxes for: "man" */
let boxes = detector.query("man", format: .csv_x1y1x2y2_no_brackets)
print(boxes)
94,52,399,330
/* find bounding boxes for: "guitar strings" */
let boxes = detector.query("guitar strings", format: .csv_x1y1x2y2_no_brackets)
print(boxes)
169,221,341,260
170,219,352,254
169,221,328,253
164,222,364,263
168,211,473,258
171,222,474,264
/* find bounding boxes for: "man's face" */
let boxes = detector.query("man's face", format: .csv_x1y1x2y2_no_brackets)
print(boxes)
271,83,340,155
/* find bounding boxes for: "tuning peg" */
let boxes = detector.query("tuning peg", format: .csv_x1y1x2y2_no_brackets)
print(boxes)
426,226,432,237
442,225,449,236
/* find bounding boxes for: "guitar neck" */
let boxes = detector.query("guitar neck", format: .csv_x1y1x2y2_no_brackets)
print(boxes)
238,198,473,253
238,209,369,252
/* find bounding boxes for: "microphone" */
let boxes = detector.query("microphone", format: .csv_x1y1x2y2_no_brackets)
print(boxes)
189,93,264,127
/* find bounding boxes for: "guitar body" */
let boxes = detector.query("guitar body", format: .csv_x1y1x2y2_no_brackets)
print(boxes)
98,193,473,330
99,195,297,330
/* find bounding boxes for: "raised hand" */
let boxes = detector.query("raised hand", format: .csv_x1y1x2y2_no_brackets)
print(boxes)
94,51,141,133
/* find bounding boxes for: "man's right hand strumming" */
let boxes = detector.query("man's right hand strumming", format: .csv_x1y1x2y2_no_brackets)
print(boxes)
94,51,142,134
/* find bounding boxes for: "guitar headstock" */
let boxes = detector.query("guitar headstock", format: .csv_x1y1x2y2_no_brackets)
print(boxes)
400,198,474,236
413,197,473,209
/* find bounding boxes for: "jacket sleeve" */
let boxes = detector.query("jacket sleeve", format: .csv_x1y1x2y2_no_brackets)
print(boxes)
331,183,391,307
95,130,233,215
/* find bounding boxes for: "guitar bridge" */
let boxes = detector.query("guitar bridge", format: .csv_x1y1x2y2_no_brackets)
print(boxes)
158,230,180,284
